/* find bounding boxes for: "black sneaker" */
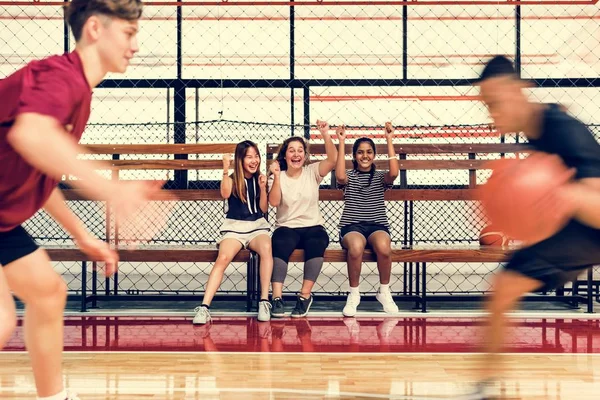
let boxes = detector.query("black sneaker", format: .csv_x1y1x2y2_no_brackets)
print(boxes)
271,297,285,318
291,294,313,318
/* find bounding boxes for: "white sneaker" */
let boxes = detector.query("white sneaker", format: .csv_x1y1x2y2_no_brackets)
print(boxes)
193,306,211,325
376,289,399,314
257,300,272,322
342,291,361,317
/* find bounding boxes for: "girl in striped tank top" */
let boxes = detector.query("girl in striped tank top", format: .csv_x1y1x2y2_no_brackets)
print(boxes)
193,140,273,325
335,123,400,317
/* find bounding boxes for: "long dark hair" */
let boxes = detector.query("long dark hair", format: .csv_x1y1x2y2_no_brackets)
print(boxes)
275,136,309,171
352,137,376,186
232,140,260,203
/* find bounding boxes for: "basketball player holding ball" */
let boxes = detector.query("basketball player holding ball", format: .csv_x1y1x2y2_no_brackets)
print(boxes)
459,55,600,399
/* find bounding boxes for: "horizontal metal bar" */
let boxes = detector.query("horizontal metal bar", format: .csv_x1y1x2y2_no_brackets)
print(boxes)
97,78,600,89
4,1,596,6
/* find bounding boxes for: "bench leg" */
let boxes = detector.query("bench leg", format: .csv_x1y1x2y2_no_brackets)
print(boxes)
414,261,420,309
403,262,408,295
421,262,427,313
247,253,259,313
81,261,87,313
246,254,253,312
588,268,594,313
91,262,98,309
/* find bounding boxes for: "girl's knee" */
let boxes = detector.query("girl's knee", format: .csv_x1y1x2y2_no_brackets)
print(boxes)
374,244,392,258
347,243,365,259
215,254,234,267
256,241,272,257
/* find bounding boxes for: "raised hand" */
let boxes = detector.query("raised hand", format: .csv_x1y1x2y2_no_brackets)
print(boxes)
269,160,281,177
336,124,347,141
384,122,394,139
316,119,330,135
258,174,267,189
223,154,232,170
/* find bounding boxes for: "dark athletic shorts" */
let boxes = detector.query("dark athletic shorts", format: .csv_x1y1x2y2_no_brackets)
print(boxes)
503,219,600,291
340,222,390,246
0,226,39,267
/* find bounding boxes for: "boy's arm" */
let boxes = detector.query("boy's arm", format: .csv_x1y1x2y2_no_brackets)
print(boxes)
8,113,119,201
9,112,168,242
43,187,118,276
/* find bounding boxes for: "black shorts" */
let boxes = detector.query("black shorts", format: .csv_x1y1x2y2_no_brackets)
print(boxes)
503,220,600,291
0,226,39,267
339,222,390,246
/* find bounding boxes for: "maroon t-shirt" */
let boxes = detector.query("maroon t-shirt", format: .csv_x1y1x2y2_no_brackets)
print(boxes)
0,51,92,232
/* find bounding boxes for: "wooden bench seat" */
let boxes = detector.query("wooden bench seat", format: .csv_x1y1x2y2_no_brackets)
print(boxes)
285,245,512,263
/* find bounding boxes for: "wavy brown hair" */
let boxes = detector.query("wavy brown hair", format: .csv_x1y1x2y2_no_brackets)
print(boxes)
275,136,310,171
231,140,261,204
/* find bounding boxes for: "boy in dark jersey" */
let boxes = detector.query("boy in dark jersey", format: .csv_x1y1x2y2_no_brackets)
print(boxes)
0,1,164,399
459,55,600,399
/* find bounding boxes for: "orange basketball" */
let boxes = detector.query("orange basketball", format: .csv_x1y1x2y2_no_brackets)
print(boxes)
479,225,509,247
478,152,576,245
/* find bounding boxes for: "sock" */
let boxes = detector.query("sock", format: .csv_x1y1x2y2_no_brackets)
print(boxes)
201,304,210,309
37,390,67,400
349,286,360,295
259,298,269,302
379,283,390,293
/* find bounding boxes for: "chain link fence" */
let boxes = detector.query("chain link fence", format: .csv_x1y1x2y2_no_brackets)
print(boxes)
20,121,600,299
3,1,600,303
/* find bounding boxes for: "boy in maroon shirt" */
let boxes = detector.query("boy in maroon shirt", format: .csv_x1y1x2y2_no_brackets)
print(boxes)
0,1,163,399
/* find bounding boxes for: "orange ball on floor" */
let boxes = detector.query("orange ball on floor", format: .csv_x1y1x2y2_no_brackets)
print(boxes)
478,225,509,247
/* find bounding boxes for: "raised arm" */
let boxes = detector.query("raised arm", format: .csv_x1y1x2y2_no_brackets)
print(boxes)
258,174,268,213
268,161,282,207
335,125,348,185
383,122,399,185
316,119,338,177
220,154,233,199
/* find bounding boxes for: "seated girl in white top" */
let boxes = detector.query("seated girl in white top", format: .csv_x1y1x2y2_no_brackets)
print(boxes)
267,120,337,319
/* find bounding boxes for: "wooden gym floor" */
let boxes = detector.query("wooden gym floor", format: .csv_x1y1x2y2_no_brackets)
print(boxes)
2,316,600,399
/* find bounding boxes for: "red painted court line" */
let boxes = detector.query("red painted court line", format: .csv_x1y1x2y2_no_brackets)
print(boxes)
6,316,600,353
